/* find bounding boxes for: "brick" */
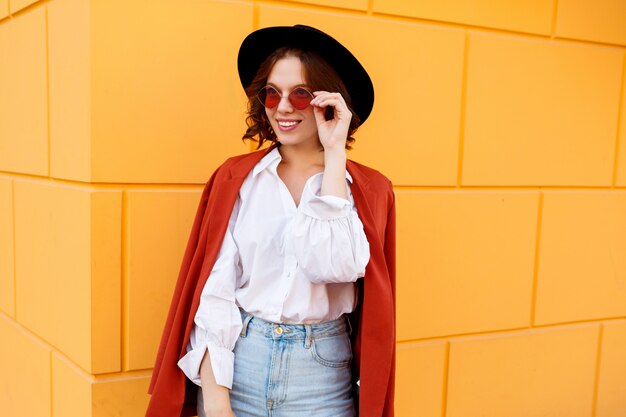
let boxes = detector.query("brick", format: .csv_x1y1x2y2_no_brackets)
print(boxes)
373,0,553,36
126,189,201,370
53,352,151,417
463,32,622,186
91,191,123,372
14,180,121,374
88,0,252,183
283,0,366,11
259,5,465,186
92,375,151,417
52,353,92,417
0,7,48,176
0,177,14,317
395,342,446,417
0,314,51,417
447,325,598,417
396,190,538,340
596,320,626,417
556,0,626,46
535,192,626,325
48,0,252,183
48,0,92,181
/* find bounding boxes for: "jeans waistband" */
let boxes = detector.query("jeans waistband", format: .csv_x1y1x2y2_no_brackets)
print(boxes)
239,308,351,343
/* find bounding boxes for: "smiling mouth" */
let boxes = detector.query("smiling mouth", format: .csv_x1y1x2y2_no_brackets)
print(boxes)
278,120,300,127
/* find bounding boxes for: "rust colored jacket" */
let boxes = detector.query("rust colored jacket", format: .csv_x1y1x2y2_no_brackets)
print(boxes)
146,147,396,416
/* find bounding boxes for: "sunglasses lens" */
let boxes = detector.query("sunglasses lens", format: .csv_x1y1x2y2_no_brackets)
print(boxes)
258,86,280,108
257,86,313,110
288,87,313,110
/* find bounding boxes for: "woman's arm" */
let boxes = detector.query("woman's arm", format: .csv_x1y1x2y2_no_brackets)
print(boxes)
177,198,243,415
312,91,351,201
199,351,235,417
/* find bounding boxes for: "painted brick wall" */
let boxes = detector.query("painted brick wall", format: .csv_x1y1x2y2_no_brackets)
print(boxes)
1,1,625,416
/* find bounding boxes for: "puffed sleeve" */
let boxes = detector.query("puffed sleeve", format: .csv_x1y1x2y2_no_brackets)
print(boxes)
177,198,243,389
293,173,370,284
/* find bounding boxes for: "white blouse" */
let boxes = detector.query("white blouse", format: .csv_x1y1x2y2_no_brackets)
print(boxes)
177,147,370,389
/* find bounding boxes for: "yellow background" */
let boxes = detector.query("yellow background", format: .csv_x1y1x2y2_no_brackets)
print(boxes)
1,0,625,416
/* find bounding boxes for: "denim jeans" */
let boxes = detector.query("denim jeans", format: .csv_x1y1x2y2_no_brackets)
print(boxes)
197,309,355,417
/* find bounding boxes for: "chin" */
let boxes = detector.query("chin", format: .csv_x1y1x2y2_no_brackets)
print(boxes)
275,135,308,147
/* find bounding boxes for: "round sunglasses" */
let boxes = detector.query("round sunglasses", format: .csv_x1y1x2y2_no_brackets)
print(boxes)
257,85,314,110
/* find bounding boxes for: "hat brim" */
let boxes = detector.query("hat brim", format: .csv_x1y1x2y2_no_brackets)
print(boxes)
237,25,374,124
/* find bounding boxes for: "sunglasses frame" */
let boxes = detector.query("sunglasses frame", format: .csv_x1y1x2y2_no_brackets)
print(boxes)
257,85,314,110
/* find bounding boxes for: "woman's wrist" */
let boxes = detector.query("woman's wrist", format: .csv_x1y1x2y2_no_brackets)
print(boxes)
323,146,347,161
202,384,233,415
321,148,348,199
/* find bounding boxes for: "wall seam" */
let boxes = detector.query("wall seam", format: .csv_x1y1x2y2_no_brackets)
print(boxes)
590,324,604,417
11,179,16,318
456,30,469,187
2,1,625,49
246,0,257,157
440,341,450,417
550,0,559,39
49,349,54,417
370,11,626,49
611,52,625,188
121,190,129,371
257,0,368,16
4,173,626,191
252,0,259,30
45,4,50,178
396,316,626,346
7,0,52,19
529,192,544,326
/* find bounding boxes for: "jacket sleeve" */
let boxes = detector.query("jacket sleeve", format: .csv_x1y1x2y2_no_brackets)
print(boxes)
293,173,370,284
176,197,243,389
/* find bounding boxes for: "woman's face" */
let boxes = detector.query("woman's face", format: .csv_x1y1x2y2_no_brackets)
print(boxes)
264,56,319,148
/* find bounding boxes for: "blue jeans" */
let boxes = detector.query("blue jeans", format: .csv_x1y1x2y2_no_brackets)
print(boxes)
198,309,355,417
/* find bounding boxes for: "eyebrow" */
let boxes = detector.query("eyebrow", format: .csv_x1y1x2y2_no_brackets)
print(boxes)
265,82,311,91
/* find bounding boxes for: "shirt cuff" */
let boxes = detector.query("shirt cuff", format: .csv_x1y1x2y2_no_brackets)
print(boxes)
207,344,235,389
177,343,235,389
299,187,351,221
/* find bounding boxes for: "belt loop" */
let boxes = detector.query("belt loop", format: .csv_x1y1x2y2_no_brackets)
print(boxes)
240,313,253,338
304,324,312,349
345,315,353,336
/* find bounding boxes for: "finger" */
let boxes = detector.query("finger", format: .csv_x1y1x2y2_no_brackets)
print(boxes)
311,92,346,107
313,104,327,125
312,98,351,119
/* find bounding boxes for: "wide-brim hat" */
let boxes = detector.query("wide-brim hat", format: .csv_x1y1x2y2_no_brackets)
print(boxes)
237,24,374,124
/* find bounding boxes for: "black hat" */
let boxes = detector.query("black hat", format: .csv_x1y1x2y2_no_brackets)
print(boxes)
237,25,374,124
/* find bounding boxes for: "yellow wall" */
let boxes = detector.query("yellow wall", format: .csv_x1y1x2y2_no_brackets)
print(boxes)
1,0,625,416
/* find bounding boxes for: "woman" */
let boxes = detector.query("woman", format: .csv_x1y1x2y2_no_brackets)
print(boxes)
146,25,396,417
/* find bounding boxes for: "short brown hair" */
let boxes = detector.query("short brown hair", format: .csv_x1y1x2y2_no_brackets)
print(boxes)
242,47,361,149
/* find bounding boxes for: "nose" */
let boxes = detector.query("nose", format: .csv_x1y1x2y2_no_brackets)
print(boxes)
276,95,293,113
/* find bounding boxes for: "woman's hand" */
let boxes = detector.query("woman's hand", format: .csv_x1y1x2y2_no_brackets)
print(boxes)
201,379,235,417
311,91,352,153
204,403,236,417
201,381,236,417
